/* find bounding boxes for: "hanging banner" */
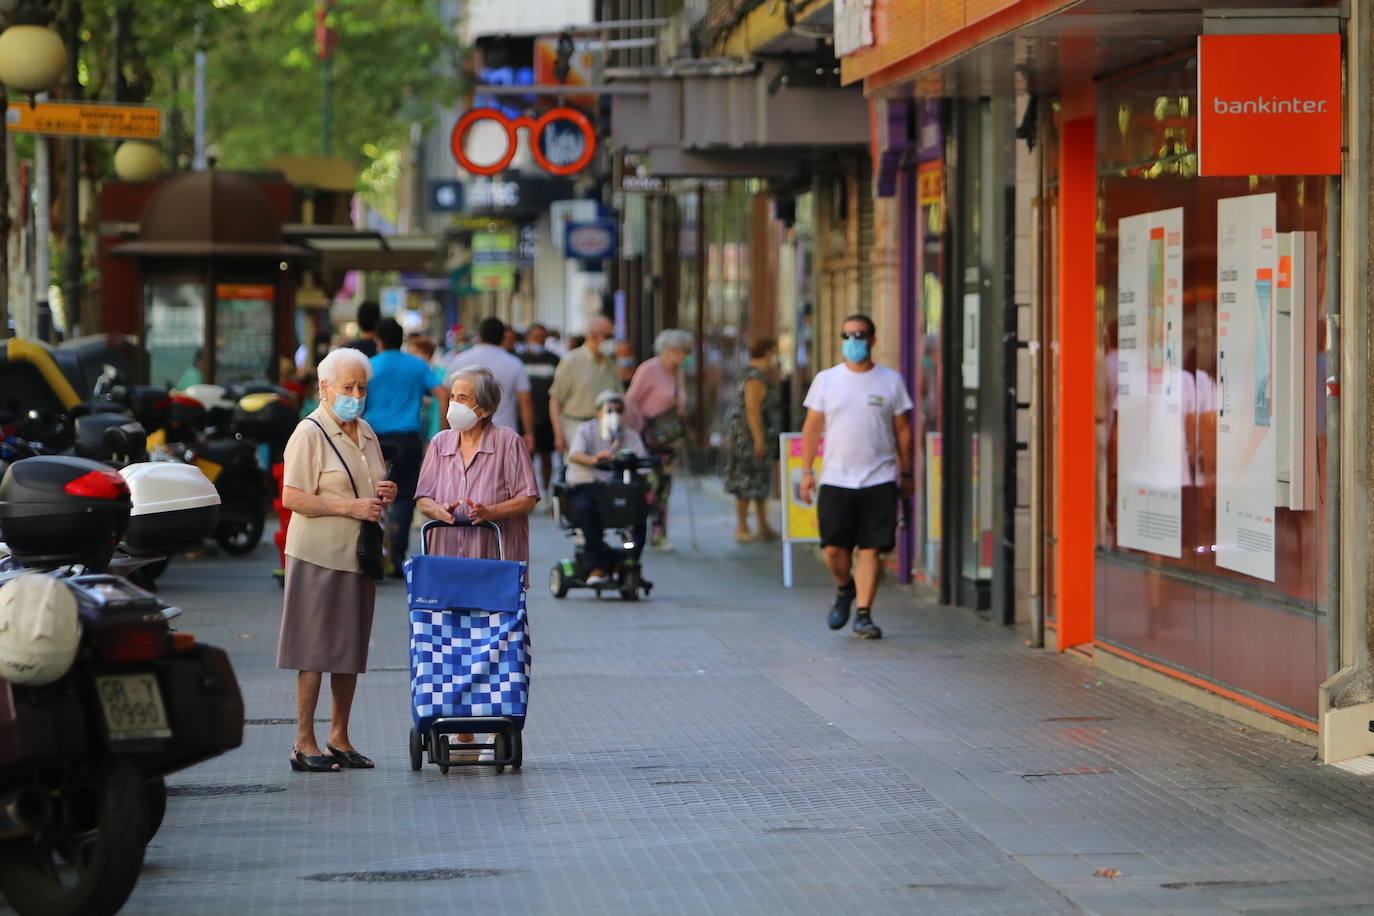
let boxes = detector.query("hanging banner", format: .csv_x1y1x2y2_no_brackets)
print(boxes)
1216,193,1278,581
1116,207,1184,558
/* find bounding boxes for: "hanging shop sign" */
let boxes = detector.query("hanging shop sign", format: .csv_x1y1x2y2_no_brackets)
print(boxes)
564,219,618,260
471,231,516,292
451,106,596,177
429,180,465,213
1197,34,1341,176
1215,193,1278,582
1116,207,1184,559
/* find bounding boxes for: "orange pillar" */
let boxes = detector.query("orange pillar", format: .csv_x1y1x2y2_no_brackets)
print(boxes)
1055,103,1096,651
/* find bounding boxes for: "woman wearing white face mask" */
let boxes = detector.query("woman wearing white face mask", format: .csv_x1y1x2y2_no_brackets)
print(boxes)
278,347,398,773
414,366,539,754
415,366,540,566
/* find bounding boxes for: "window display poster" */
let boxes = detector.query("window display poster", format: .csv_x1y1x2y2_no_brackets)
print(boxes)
1215,193,1278,581
214,284,275,384
1116,207,1185,557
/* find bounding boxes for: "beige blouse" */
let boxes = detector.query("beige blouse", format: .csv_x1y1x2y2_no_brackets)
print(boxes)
282,407,387,574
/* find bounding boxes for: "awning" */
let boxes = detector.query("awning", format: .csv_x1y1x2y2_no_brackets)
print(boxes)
610,59,869,177
283,225,439,273
842,0,1338,97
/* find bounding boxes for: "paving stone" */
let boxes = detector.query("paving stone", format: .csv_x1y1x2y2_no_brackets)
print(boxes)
6,483,1373,914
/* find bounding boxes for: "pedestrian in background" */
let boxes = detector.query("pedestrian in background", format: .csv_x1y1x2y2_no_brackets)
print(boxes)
521,322,562,499
365,318,448,576
344,301,381,357
405,334,444,442
549,315,621,455
625,328,691,549
445,316,535,448
566,390,649,584
615,340,637,386
723,336,782,542
278,347,397,772
798,314,913,640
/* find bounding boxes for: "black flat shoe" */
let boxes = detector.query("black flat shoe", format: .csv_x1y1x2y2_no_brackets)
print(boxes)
290,748,340,772
327,744,375,769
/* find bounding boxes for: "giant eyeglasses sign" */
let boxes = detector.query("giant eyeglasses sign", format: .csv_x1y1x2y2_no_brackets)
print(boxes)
451,106,596,177
1197,33,1341,176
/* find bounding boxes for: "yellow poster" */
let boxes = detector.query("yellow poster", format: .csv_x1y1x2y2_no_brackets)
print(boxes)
781,433,823,541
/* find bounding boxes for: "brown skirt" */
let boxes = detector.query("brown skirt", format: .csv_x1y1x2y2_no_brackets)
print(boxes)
277,557,376,674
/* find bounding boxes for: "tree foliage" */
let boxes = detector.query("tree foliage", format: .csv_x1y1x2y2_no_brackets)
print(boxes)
80,0,463,178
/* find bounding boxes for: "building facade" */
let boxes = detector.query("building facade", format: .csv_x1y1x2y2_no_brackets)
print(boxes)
844,0,1370,758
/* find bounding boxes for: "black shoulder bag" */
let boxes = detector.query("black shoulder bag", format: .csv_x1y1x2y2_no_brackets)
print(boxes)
643,373,687,452
307,418,385,581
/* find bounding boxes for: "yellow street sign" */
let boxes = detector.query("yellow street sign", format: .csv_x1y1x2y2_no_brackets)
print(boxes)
5,100,160,140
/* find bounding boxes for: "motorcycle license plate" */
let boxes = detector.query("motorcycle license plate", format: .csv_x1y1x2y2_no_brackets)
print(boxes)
96,674,172,741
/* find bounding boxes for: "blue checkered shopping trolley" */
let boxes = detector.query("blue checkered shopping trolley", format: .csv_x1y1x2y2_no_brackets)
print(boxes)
403,519,528,774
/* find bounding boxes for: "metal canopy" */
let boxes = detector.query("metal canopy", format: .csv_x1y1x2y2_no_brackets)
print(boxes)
857,0,1342,98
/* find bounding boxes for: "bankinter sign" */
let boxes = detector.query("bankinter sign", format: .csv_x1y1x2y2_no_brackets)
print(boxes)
1198,33,1341,176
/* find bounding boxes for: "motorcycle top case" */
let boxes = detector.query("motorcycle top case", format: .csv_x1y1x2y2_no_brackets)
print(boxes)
231,392,297,452
119,462,221,556
0,456,131,568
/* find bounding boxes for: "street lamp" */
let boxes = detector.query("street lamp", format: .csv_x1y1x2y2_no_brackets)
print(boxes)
113,141,162,182
0,22,66,97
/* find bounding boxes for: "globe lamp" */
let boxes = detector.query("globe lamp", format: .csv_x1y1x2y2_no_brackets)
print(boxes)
113,141,162,182
0,25,68,95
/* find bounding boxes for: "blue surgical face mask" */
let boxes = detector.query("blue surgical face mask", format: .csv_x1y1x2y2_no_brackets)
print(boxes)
682,354,696,372
842,337,870,363
332,393,364,422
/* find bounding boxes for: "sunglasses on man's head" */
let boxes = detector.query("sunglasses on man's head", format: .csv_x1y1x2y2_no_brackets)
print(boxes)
840,330,871,341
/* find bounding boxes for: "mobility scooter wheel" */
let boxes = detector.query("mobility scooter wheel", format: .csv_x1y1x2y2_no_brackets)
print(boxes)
619,567,641,601
549,564,569,598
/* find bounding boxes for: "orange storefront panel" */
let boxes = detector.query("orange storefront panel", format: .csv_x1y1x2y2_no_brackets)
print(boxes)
842,0,1077,89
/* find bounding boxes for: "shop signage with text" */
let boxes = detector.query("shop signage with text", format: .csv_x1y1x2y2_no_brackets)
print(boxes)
1197,33,1341,176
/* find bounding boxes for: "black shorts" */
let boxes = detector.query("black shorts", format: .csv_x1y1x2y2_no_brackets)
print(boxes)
533,419,556,454
818,482,898,553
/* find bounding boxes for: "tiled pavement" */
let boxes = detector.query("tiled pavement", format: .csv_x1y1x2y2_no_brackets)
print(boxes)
20,479,1374,914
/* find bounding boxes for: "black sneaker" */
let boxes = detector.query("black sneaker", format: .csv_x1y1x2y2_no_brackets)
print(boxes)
827,582,856,630
852,613,882,639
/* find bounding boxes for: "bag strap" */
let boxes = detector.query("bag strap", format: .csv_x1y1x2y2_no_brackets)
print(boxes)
306,417,360,499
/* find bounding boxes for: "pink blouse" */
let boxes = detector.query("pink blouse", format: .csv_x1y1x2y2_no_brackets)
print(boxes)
625,356,686,432
414,424,540,566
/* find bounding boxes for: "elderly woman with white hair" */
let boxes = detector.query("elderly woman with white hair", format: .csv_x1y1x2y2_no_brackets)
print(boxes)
278,347,397,773
625,328,692,548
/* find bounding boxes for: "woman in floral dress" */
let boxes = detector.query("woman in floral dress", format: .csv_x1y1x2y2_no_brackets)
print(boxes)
722,337,782,541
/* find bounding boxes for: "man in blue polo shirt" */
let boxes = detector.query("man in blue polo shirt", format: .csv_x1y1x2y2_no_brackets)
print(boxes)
366,317,449,575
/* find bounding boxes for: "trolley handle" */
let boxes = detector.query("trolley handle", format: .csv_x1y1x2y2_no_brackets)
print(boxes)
420,519,504,560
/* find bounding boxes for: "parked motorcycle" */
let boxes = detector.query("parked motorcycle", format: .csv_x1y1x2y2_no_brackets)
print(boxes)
0,455,243,916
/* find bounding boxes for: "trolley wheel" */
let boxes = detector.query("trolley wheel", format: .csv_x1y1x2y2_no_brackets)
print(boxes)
408,727,422,772
493,734,509,774
549,563,569,599
511,733,523,771
436,736,451,775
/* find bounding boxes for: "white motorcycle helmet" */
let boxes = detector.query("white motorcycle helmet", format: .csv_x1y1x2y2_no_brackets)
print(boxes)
0,574,81,685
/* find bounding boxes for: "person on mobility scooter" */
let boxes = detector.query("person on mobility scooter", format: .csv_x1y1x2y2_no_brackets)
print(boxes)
550,390,660,601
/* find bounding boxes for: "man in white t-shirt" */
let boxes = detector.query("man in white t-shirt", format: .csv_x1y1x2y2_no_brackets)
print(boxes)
445,316,535,448
799,314,914,639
